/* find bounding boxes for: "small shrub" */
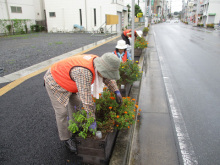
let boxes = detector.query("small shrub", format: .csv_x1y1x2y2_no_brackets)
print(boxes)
134,36,148,49
117,60,142,86
39,26,45,31
206,24,214,28
143,27,149,33
30,25,35,32
24,24,28,33
6,25,11,34
35,25,40,32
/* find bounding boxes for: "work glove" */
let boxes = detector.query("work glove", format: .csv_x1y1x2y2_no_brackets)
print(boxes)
87,112,97,131
114,90,123,106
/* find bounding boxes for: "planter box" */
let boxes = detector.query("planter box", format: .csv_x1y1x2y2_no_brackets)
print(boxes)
74,129,118,165
134,48,143,57
143,31,147,36
119,84,132,97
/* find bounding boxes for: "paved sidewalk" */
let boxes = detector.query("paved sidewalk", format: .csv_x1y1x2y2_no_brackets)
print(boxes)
129,29,179,165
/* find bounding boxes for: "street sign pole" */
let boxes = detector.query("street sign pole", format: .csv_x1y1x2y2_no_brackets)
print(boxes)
131,0,135,60
145,0,148,27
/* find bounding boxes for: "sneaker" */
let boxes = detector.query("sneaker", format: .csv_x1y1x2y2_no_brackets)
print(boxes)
65,139,77,153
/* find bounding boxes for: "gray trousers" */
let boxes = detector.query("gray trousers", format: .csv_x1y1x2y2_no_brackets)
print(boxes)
45,83,81,141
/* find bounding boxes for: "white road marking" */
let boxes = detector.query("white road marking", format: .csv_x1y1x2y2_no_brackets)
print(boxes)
154,29,198,165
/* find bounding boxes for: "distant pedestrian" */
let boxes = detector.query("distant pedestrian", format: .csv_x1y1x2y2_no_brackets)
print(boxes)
44,53,123,153
121,29,142,45
113,40,131,62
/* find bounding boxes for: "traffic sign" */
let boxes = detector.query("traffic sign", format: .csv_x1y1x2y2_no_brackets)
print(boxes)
146,6,150,16
137,13,143,18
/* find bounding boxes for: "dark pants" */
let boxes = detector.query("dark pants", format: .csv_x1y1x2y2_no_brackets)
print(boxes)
121,33,130,45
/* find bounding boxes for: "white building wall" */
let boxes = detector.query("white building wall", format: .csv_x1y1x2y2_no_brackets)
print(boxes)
207,0,220,24
0,0,41,33
34,0,45,21
45,0,128,32
0,0,35,19
0,0,8,19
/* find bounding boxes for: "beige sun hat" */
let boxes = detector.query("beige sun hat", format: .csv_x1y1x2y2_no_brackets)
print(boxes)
115,40,127,49
94,52,120,80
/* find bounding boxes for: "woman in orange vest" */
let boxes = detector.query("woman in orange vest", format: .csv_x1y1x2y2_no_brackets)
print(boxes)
113,40,132,62
44,53,122,153
121,29,143,45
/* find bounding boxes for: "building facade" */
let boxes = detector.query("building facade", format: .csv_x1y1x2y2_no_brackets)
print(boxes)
0,0,45,33
44,0,128,33
201,0,220,25
182,0,220,26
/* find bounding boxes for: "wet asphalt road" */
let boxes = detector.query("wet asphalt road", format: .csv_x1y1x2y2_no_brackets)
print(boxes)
0,33,110,76
153,22,220,165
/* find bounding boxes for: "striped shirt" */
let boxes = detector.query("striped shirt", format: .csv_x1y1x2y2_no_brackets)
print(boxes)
44,67,118,118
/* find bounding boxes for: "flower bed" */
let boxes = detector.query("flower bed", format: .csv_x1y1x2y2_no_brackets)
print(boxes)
142,27,149,36
117,60,142,87
134,36,148,49
68,88,138,139
67,88,140,164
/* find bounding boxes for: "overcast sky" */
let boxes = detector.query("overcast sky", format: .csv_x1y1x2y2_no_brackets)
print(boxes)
171,0,183,12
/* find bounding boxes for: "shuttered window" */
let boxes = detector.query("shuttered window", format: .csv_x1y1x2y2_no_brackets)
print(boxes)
11,6,22,13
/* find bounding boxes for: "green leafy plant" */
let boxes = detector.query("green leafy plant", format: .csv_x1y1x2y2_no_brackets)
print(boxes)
30,25,35,32
68,88,140,139
142,27,149,33
134,36,148,49
6,25,11,34
68,110,96,139
117,60,142,86
206,23,214,28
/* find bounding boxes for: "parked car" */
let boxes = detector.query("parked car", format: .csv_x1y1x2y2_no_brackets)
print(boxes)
166,19,171,23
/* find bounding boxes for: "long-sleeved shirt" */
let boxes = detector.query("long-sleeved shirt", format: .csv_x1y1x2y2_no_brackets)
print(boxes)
44,67,118,118
113,51,132,62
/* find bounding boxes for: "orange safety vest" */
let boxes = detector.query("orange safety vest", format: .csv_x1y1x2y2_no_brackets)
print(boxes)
123,29,136,38
51,55,97,93
114,50,127,62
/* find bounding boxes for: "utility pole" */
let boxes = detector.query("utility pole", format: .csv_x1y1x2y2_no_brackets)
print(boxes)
131,0,135,60
145,0,148,27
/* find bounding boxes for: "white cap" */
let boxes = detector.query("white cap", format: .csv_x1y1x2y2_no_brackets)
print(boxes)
136,30,143,37
115,40,127,49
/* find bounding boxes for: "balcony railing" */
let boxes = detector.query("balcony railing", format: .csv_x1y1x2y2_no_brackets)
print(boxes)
192,7,197,11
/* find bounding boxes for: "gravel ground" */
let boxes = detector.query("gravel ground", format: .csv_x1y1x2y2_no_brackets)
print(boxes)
0,33,111,76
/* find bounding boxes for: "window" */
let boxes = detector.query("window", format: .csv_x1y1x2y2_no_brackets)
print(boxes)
11,6,22,13
79,9,82,26
49,12,56,17
94,9,96,26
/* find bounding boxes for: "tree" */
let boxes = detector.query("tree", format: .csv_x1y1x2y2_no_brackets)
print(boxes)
174,11,179,15
135,4,142,17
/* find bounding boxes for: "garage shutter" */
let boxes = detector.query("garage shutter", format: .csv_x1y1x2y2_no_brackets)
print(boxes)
207,16,215,23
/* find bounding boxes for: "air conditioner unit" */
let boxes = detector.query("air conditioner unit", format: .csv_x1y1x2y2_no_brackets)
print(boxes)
99,27,104,33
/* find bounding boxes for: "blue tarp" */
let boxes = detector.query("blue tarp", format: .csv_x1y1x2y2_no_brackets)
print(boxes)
74,24,84,30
